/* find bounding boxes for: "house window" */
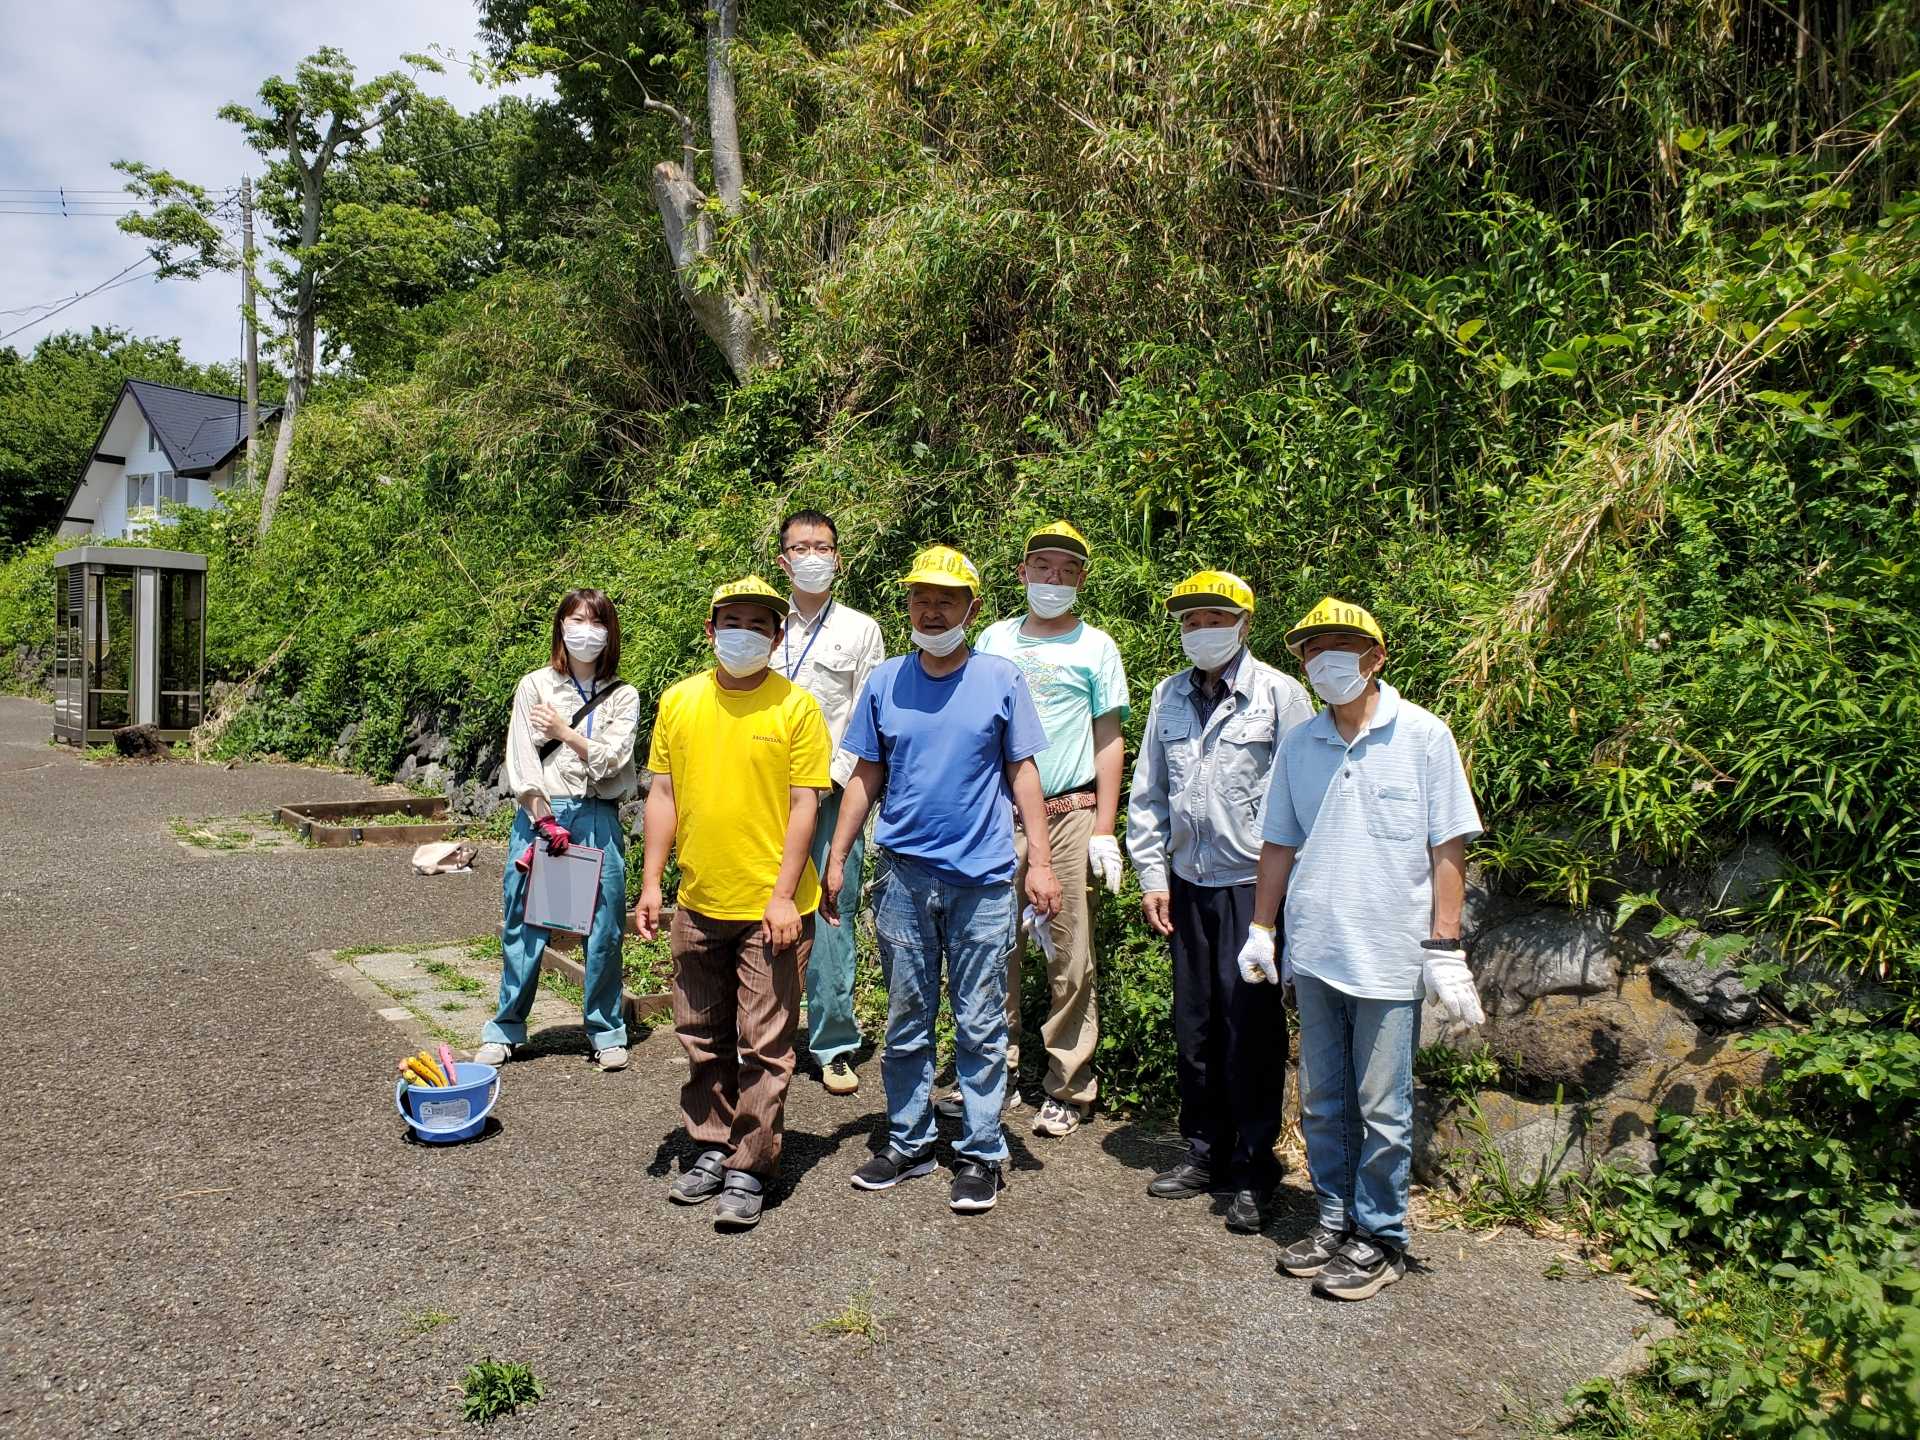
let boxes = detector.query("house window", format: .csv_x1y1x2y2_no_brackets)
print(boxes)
128,474,155,510
159,472,188,506
146,426,160,453
127,472,185,513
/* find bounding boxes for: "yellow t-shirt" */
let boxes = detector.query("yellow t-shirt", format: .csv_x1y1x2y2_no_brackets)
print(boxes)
646,669,832,921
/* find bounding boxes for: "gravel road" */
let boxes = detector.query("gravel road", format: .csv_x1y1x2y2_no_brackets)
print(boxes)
0,696,1656,1437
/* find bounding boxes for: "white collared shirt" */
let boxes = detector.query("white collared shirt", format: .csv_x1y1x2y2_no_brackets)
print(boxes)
770,595,886,788
503,664,641,807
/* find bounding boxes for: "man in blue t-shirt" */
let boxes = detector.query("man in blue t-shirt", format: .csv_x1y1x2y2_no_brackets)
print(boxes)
823,544,1061,1214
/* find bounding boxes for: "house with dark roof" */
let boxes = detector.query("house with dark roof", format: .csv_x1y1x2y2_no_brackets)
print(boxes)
57,379,281,541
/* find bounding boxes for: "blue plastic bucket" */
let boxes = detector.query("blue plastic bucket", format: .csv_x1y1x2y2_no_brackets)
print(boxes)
394,1061,499,1144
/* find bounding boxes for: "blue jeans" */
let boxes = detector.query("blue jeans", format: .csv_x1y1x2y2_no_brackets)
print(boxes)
1293,972,1421,1250
805,786,865,1066
870,849,1016,1165
487,797,629,1052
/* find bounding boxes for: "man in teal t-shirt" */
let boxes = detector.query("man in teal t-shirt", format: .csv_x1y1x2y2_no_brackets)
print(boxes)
971,520,1130,1138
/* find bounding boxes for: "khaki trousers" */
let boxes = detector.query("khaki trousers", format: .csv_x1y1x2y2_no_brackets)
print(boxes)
1007,806,1098,1106
669,906,809,1177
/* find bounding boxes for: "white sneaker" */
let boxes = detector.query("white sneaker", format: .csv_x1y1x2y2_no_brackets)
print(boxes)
474,1042,513,1067
594,1045,629,1072
1032,1097,1086,1137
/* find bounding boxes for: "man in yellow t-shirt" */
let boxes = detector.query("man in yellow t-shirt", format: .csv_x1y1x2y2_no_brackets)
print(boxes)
635,577,832,1231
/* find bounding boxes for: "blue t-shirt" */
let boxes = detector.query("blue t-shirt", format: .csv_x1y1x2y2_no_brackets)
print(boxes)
840,651,1048,885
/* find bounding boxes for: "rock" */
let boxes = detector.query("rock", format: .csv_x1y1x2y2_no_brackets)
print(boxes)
112,723,167,759
1650,929,1761,1026
1708,839,1788,913
1472,909,1619,1018
415,761,450,793
1415,1089,1595,1190
1483,998,1651,1097
332,722,360,766
394,754,420,784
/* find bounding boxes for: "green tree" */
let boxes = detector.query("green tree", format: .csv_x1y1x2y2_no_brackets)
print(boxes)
116,47,447,533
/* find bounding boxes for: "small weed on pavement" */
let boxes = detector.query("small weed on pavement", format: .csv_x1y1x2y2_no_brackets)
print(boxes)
408,1308,454,1334
461,1357,543,1425
812,1287,886,1346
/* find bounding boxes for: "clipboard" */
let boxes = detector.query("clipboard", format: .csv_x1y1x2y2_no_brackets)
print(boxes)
525,843,605,936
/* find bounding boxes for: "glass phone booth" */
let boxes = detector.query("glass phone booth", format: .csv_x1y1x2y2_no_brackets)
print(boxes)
52,546,206,745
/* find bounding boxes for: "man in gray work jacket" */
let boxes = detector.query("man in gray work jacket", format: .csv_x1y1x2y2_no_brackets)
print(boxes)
1126,569,1313,1234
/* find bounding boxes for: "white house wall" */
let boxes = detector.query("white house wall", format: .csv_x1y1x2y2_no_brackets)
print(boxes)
59,394,249,540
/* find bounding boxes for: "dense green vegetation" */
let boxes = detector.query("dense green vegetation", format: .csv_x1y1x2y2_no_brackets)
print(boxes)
4,2,1919,1429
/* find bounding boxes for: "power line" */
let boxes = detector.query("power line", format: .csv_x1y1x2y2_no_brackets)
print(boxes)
0,260,156,345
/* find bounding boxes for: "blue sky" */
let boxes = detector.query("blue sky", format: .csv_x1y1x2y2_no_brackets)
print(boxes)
0,1,547,367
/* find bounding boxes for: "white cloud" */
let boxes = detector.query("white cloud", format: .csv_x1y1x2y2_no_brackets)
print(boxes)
0,0,547,366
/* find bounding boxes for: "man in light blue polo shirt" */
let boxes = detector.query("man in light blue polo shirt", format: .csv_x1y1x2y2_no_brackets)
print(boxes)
1242,597,1485,1302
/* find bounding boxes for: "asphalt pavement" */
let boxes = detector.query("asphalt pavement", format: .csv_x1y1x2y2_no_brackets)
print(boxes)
0,696,1656,1437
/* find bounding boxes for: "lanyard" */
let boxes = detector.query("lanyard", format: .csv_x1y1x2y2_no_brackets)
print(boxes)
567,673,598,738
783,600,834,677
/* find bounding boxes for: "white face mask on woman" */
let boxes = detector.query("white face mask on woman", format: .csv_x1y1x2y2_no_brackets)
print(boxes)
1305,649,1370,704
911,623,969,657
1025,582,1078,620
713,629,773,678
563,620,608,663
788,553,837,595
1181,622,1243,673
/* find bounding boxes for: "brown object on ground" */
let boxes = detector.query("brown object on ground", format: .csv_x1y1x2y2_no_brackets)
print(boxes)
112,723,168,759
276,795,453,847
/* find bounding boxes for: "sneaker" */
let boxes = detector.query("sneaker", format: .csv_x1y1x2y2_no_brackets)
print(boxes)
1031,1097,1085,1137
594,1045,629,1072
1146,1161,1214,1200
712,1171,764,1231
934,1087,1024,1120
473,1042,513,1067
850,1147,937,1191
1312,1236,1407,1301
822,1058,859,1096
1224,1188,1270,1234
670,1149,728,1205
949,1159,1005,1213
1277,1224,1351,1277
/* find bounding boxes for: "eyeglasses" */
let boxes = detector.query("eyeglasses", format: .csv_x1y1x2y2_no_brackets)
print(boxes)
783,542,838,557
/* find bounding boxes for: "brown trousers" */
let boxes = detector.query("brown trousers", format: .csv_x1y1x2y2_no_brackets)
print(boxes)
669,906,809,1178
1007,806,1099,1106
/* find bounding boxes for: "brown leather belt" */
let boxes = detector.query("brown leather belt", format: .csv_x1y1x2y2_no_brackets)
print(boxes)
1018,785,1097,829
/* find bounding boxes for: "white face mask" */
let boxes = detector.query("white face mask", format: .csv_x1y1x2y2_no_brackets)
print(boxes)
1305,649,1370,704
1025,582,1078,620
788,553,837,595
1181,622,1243,673
912,623,969,658
562,620,608,663
713,629,773,678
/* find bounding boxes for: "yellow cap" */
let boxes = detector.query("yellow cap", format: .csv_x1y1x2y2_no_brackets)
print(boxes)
1284,596,1384,655
710,575,791,620
1166,569,1255,615
1024,519,1091,563
898,544,981,591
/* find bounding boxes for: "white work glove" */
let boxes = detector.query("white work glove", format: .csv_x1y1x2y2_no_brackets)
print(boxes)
1021,904,1059,964
1422,946,1485,1027
1087,834,1124,893
1236,923,1279,985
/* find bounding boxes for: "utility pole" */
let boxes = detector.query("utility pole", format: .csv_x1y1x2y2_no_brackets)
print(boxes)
240,175,259,482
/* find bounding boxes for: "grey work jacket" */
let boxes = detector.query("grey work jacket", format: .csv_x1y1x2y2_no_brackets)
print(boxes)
1125,651,1314,892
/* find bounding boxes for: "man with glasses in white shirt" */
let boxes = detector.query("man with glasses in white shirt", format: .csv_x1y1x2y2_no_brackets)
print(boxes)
771,509,888,1095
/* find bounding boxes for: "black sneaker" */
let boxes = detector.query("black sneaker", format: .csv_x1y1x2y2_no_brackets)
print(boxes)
1312,1235,1407,1300
949,1159,1005,1213
1146,1161,1214,1200
1277,1223,1350,1276
1223,1188,1269,1234
850,1146,937,1191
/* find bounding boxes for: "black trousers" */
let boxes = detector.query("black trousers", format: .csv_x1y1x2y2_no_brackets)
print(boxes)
1168,874,1288,1190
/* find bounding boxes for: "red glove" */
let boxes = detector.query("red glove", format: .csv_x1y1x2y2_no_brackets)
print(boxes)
533,816,571,855
514,843,535,873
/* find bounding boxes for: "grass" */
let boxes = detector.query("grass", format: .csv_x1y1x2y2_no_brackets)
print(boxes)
460,1356,543,1425
168,815,293,852
621,934,671,992
811,1287,886,1346
540,968,585,1008
407,1308,455,1334
1424,1090,1589,1237
358,809,445,826
422,958,486,996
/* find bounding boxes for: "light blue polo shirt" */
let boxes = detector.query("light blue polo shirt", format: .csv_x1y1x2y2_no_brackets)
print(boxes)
1260,682,1482,1000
